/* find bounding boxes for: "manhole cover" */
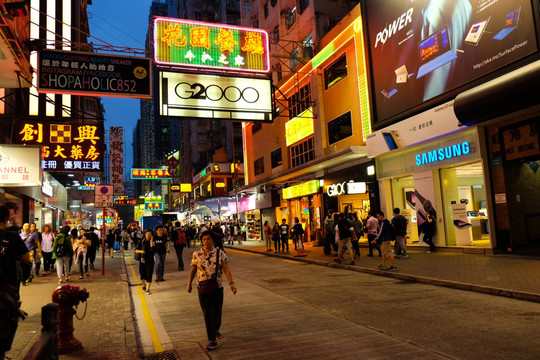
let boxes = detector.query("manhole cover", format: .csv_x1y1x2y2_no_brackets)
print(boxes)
263,278,295,284
144,351,176,360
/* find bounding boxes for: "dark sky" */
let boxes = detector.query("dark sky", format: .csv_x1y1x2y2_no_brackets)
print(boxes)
87,0,153,175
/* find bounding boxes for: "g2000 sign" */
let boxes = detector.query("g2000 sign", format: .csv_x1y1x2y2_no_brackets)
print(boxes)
175,82,260,103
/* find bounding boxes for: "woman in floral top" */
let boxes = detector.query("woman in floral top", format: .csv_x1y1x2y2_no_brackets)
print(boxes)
187,230,237,351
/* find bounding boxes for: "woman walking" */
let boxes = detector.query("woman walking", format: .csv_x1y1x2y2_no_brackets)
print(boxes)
187,231,237,350
74,232,91,279
272,222,280,252
40,224,55,275
263,220,273,252
135,229,155,294
53,226,73,284
106,229,116,258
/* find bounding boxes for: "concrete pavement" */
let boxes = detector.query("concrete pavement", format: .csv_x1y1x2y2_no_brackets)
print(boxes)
5,239,540,359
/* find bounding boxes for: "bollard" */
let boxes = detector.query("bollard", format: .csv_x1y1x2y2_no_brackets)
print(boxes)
51,285,89,354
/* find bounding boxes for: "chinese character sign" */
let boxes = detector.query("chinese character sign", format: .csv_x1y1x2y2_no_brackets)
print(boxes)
144,201,164,211
109,126,124,195
131,168,172,180
14,121,104,171
154,17,270,74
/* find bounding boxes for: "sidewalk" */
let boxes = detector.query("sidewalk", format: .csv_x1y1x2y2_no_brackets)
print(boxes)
6,249,138,360
224,239,540,303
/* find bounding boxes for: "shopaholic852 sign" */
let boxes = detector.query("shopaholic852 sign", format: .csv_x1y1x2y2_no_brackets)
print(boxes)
154,17,270,74
38,50,152,99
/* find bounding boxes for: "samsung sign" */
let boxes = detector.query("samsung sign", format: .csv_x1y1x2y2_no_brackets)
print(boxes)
415,141,470,166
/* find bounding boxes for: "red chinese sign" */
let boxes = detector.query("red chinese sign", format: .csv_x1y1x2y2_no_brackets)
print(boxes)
109,126,124,195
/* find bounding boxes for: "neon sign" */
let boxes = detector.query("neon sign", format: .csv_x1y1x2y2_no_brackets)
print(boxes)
144,201,164,211
415,141,471,166
154,17,270,74
15,121,104,171
131,168,172,180
283,180,320,200
285,108,314,146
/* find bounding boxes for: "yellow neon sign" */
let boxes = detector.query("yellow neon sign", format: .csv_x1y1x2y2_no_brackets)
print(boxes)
285,108,314,146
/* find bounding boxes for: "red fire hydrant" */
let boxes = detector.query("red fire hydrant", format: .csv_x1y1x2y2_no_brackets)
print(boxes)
52,284,90,353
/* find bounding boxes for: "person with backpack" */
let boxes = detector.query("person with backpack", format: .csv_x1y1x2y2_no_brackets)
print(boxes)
53,226,74,284
373,211,397,271
391,208,409,259
172,222,187,271
292,217,305,254
334,213,356,265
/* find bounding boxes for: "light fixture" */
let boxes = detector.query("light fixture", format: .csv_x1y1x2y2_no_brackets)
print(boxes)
68,173,75,177
367,165,375,176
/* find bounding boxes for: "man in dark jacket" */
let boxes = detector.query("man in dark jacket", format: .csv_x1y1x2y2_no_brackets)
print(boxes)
391,208,408,259
373,211,397,271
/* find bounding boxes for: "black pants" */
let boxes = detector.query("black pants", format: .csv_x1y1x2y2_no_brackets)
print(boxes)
423,233,435,251
198,287,224,341
78,253,88,275
280,235,289,251
351,237,360,257
367,234,381,256
174,243,185,270
139,260,154,282
87,246,97,267
42,251,54,272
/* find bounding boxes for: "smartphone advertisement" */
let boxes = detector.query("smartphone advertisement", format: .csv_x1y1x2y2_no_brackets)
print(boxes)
363,0,538,127
451,203,473,245
413,170,438,248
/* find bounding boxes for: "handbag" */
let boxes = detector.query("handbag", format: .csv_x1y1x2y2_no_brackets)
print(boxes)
197,249,220,296
134,249,141,261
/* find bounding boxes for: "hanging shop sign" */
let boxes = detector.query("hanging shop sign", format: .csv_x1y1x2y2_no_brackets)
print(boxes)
159,71,273,122
37,50,152,99
154,17,270,74
144,201,164,211
0,145,41,187
282,180,320,200
501,119,540,161
285,108,314,146
131,168,172,180
109,126,124,195
14,121,104,171
327,181,367,196
170,183,192,192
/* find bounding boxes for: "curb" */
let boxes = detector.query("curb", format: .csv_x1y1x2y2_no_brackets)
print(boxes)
224,246,540,304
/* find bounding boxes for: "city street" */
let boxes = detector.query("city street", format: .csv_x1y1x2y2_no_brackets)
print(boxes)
128,246,540,360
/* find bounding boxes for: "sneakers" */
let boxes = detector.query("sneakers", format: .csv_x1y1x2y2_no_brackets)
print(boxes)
399,255,409,259
146,290,151,295
216,332,224,339
205,340,218,350
388,266,398,271
377,264,389,270
79,276,84,279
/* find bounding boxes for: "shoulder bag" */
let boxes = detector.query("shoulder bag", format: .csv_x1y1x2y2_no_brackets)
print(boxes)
197,249,220,296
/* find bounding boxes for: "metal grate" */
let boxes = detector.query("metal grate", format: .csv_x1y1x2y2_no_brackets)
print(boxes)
144,351,177,360
263,278,295,284
396,280,416,285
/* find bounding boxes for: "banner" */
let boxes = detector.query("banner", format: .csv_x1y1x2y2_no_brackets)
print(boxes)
0,145,41,186
109,126,124,195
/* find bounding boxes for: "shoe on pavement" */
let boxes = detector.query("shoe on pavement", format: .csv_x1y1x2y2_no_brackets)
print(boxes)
78,276,83,279
348,261,355,265
378,264,389,270
388,266,398,271
205,340,218,350
216,332,224,339
146,290,151,295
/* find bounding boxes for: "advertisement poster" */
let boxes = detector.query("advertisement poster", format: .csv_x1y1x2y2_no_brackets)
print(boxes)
451,203,472,245
413,170,438,248
363,0,538,126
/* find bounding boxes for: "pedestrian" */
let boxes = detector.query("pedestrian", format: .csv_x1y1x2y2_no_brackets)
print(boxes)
106,229,115,258
323,210,336,255
74,232,91,279
153,225,169,282
40,224,55,275
29,224,42,277
135,229,155,294
122,228,130,251
272,222,280,252
349,213,363,259
422,210,437,253
373,211,397,271
171,222,187,271
69,228,78,273
263,220,273,252
279,219,290,253
19,223,40,284
334,213,356,265
366,211,382,257
132,225,143,248
0,206,30,360
187,230,237,350
391,208,409,258
87,227,99,269
53,226,74,284
292,217,304,253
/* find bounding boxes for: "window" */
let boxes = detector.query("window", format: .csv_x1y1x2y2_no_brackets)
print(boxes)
253,20,259,28
244,2,250,16
271,148,282,168
285,8,296,29
276,64,283,81
254,157,265,175
264,3,269,18
271,0,277,7
297,0,310,15
302,33,313,59
290,46,299,71
324,54,348,90
289,84,311,119
272,26,280,42
290,137,315,168
328,111,352,145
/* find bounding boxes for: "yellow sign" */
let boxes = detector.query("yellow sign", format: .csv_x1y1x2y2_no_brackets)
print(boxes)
282,180,320,200
285,108,314,146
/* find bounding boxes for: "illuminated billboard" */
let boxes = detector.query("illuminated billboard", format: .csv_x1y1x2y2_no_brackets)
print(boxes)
131,168,172,180
144,201,164,211
14,121,104,171
285,108,314,146
154,17,270,74
363,0,538,127
282,180,320,200
37,50,152,99
159,71,273,121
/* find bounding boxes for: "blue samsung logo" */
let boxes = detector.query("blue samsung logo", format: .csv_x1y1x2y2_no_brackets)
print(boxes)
416,141,471,166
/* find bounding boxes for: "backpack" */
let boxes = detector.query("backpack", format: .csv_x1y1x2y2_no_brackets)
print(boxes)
337,219,351,239
294,223,304,235
55,234,68,257
175,230,186,245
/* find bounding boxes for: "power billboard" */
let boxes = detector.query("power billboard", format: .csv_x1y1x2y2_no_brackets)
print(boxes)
363,0,539,128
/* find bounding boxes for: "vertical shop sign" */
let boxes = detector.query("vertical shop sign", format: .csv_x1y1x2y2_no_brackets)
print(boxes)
109,127,124,195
